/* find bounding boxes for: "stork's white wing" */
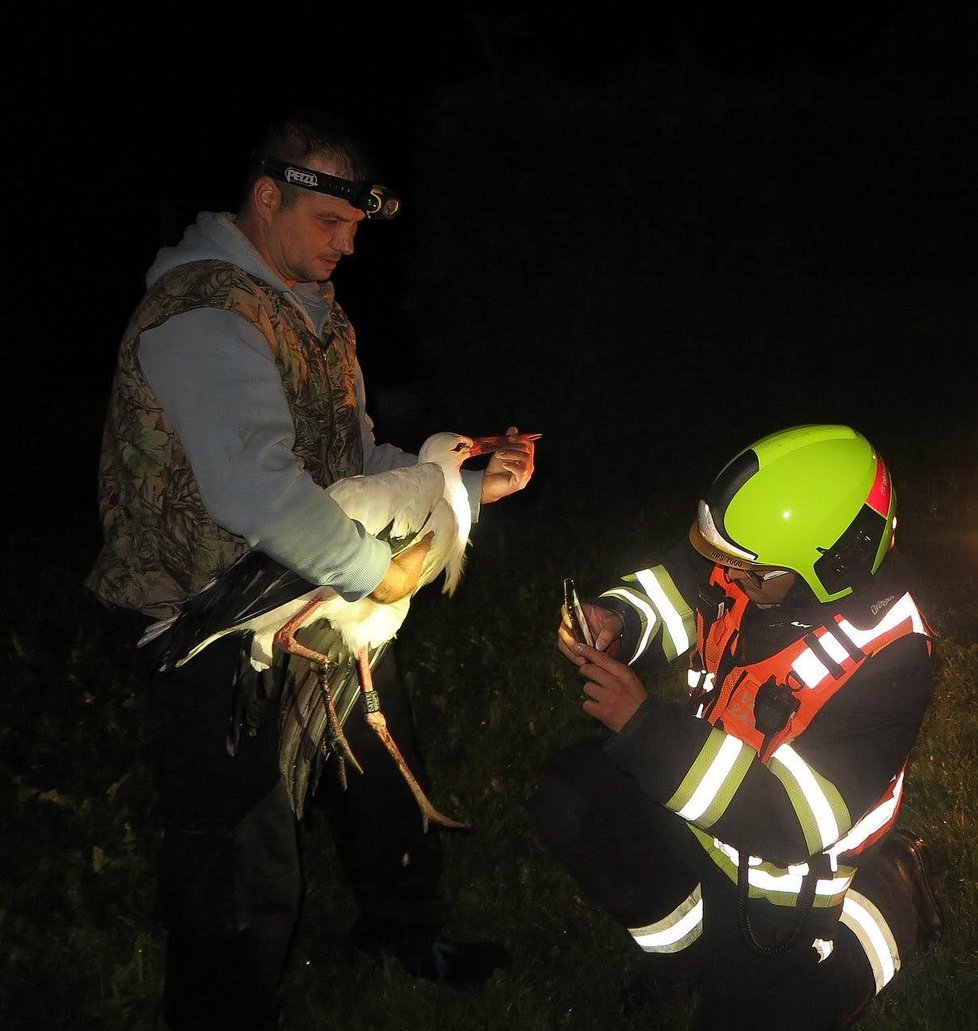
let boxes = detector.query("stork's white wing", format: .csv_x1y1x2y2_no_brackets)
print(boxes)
327,462,446,539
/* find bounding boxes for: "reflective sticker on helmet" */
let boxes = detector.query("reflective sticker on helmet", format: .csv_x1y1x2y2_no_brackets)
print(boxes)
693,501,757,565
865,455,891,517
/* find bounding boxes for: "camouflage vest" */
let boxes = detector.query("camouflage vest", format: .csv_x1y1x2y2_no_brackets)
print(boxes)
86,259,364,617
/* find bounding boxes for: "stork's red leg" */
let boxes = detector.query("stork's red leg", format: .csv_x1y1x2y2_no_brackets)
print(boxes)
274,597,331,664
274,598,364,780
315,664,361,789
355,647,470,833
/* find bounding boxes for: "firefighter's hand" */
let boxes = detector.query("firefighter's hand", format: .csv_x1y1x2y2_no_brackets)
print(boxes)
572,641,648,733
557,604,623,660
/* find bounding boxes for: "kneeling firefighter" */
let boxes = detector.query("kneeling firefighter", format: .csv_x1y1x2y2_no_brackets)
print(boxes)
528,424,943,1030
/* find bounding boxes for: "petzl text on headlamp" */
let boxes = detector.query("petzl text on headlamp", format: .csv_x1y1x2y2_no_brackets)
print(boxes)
257,156,401,220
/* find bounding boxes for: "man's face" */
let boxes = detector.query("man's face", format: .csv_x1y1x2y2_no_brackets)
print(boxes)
723,565,797,607
265,158,366,286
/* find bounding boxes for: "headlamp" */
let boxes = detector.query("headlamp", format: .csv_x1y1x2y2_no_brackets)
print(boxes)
256,155,401,220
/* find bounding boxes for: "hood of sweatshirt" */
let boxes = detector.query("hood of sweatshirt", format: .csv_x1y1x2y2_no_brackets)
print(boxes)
145,211,335,328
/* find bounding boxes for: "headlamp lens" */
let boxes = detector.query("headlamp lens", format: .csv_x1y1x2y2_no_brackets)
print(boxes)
358,184,401,220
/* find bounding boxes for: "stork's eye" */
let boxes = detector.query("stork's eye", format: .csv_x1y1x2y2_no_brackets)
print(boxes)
453,442,467,452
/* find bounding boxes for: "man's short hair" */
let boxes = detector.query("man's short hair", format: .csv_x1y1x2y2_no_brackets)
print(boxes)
244,108,373,209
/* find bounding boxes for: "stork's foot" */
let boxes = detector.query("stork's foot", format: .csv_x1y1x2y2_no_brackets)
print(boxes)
325,709,364,782
326,716,364,791
353,647,469,831
316,663,363,790
363,709,470,831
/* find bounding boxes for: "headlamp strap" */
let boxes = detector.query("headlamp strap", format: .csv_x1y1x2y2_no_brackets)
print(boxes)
255,155,400,219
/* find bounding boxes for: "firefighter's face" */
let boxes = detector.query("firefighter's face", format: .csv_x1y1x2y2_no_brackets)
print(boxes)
724,565,797,606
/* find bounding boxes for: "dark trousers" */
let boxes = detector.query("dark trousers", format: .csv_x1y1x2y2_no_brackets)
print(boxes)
149,636,444,1030
526,734,877,1031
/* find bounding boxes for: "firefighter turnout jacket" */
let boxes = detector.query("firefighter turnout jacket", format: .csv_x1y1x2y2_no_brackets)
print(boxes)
596,537,934,958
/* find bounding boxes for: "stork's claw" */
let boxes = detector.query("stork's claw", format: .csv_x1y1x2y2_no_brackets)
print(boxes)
362,707,470,832
356,650,470,832
276,603,366,790
317,664,363,790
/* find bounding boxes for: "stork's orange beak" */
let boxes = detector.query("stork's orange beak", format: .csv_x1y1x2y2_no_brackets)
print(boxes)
467,432,542,456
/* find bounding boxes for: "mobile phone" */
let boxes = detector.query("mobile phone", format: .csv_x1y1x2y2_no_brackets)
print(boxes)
563,578,595,647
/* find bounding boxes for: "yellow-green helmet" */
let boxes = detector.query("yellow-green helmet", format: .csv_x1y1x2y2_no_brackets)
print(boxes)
688,424,896,602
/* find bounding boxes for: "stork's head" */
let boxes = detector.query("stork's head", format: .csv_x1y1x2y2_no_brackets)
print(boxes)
418,431,542,469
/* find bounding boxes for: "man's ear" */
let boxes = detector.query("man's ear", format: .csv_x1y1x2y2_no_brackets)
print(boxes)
253,176,281,219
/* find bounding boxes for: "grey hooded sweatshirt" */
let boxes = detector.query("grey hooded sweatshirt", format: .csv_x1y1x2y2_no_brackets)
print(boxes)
137,211,481,601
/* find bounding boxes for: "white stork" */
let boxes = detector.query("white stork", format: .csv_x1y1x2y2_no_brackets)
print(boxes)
138,430,541,830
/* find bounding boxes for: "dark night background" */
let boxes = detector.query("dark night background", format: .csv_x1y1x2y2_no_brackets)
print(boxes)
6,2,978,544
